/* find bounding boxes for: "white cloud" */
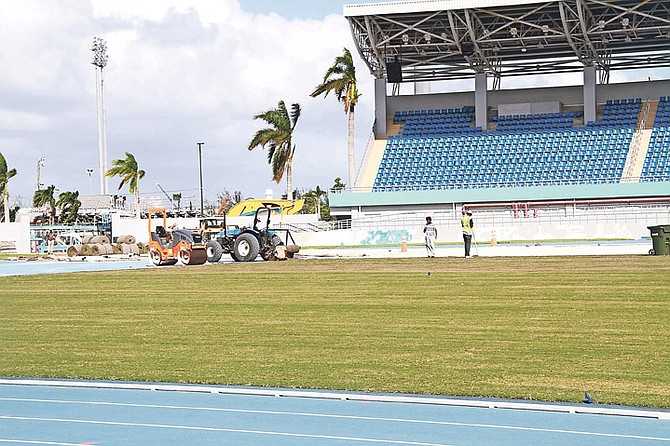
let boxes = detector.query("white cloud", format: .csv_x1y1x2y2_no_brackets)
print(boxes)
0,0,373,207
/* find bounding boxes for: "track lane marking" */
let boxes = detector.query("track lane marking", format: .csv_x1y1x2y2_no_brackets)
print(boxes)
0,440,90,445
2,398,669,442
0,415,451,446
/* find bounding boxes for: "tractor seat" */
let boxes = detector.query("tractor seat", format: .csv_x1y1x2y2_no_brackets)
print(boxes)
155,226,167,238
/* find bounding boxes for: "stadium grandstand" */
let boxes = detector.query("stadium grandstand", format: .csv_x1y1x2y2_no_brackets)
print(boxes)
327,0,670,243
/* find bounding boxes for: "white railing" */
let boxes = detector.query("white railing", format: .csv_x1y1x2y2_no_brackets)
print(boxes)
331,174,670,194
283,203,670,234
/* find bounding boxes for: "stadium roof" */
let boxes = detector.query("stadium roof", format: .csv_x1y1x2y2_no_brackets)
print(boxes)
344,0,670,84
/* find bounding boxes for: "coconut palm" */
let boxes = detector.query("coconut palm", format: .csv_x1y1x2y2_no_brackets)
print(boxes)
106,152,145,218
172,193,182,212
248,101,301,198
311,48,360,188
33,185,57,224
0,152,17,223
56,191,81,224
303,185,328,219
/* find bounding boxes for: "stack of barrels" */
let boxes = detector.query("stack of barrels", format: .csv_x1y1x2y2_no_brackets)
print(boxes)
67,235,147,257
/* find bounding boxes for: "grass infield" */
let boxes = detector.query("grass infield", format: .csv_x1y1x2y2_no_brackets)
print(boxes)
1,255,668,408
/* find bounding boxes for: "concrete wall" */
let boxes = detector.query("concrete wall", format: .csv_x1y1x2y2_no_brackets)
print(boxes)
0,211,33,254
294,206,669,247
386,79,670,114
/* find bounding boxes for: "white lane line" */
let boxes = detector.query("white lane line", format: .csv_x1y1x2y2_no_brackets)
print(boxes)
0,440,88,445
0,416,451,446
2,379,667,420
1,398,669,442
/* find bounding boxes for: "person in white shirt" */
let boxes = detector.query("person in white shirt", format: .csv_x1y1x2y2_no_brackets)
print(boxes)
423,216,437,257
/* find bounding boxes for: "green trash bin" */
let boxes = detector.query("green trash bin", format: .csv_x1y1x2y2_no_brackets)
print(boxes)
647,225,670,256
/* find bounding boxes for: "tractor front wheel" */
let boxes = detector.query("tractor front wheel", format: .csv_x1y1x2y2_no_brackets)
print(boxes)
233,233,260,262
206,240,223,263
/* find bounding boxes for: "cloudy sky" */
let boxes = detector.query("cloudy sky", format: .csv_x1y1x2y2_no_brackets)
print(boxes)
0,0,378,209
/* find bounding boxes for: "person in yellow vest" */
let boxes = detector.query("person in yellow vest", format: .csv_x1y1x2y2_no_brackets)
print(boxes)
423,216,437,257
461,209,474,258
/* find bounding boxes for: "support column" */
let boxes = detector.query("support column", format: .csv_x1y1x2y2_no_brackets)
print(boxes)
475,72,488,130
374,77,387,138
583,65,597,124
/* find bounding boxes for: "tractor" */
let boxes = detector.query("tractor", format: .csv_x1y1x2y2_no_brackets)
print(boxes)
202,203,300,263
147,207,207,266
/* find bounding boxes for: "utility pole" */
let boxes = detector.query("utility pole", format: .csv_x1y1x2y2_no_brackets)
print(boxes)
197,142,205,217
92,37,109,195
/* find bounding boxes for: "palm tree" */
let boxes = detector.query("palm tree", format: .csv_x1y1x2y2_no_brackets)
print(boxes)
33,185,57,224
0,152,17,223
303,185,328,219
311,48,360,189
172,193,182,212
106,152,146,218
56,191,81,224
248,101,301,198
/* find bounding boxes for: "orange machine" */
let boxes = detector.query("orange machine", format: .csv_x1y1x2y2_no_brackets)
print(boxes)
147,207,207,266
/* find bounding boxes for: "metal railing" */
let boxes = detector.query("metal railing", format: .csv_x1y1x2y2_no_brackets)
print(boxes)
331,174,670,194
282,203,670,233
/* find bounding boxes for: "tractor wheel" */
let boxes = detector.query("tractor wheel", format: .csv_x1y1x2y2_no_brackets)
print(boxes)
233,233,260,262
149,248,163,266
206,240,223,263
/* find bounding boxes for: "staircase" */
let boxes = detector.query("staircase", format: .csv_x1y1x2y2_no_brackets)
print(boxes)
622,99,658,182
384,116,403,139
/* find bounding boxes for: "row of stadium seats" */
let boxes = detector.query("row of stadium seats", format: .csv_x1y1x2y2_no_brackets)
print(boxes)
642,125,670,182
395,107,477,138
653,96,670,127
393,99,643,139
373,96,670,190
586,98,641,128
374,96,670,190
374,127,632,190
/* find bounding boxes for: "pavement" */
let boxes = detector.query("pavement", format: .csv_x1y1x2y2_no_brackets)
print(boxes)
0,239,657,277
297,239,653,259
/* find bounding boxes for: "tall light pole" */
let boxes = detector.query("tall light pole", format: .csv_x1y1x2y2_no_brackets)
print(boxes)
36,157,45,190
197,142,205,217
92,37,109,196
86,168,94,195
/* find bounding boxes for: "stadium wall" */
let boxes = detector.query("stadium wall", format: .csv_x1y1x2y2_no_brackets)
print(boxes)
384,79,670,118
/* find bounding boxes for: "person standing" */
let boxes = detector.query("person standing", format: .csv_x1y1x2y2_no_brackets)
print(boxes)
45,230,56,254
461,209,474,258
423,216,437,257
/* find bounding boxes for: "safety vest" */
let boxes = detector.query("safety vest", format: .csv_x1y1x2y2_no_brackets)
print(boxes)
461,215,473,235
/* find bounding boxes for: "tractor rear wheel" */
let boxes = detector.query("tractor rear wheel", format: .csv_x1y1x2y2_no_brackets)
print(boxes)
206,240,223,263
233,233,260,262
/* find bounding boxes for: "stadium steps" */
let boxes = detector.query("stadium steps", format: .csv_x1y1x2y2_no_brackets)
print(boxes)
622,100,657,182
357,138,388,189
384,116,403,138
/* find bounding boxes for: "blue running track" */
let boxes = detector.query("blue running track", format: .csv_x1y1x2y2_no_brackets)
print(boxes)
1,379,668,445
